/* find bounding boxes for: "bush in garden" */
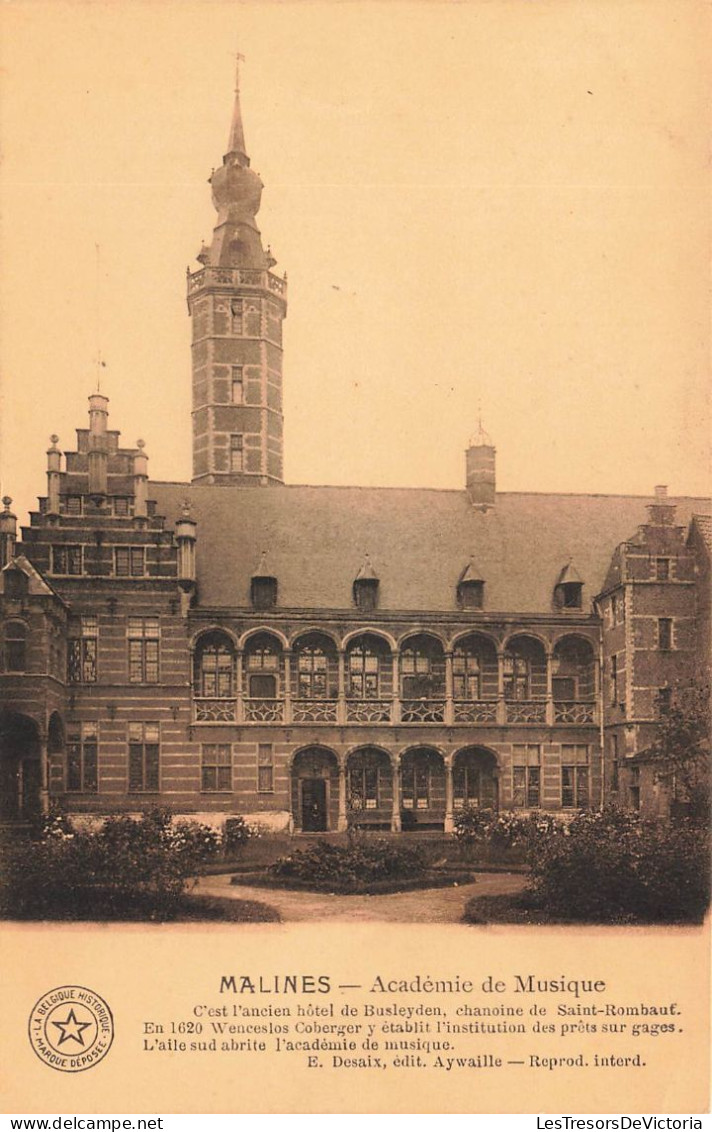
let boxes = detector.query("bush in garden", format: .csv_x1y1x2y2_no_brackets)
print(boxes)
526,807,710,923
0,807,241,920
453,806,562,863
223,815,252,857
270,838,429,887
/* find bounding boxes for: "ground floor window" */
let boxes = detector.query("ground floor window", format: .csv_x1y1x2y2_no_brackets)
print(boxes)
349,766,379,810
401,759,430,810
258,743,274,792
128,722,159,792
512,744,541,807
201,744,232,792
561,766,588,808
453,764,480,808
561,745,589,808
629,765,641,811
66,722,98,792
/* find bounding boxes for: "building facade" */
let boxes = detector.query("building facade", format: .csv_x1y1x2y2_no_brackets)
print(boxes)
1,78,709,831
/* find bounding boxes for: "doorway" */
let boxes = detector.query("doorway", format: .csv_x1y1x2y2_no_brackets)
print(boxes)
301,778,327,832
0,712,42,821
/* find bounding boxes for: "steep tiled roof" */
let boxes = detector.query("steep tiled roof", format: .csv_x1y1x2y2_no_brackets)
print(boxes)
690,514,712,555
151,483,709,614
0,554,66,601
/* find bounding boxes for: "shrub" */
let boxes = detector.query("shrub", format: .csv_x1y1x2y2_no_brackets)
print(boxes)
223,816,252,857
270,838,429,887
527,807,710,923
0,807,237,920
453,807,562,863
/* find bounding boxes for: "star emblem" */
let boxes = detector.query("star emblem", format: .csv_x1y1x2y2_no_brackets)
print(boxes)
51,1007,92,1047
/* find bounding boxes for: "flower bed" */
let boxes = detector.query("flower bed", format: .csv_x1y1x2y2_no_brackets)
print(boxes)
254,835,476,894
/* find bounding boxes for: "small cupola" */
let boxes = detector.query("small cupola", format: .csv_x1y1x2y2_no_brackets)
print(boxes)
353,555,379,611
554,561,584,609
251,551,277,610
457,558,485,609
0,497,18,569
175,500,198,593
465,421,496,510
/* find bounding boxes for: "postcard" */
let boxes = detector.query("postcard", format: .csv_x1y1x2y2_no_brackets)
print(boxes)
0,0,709,1116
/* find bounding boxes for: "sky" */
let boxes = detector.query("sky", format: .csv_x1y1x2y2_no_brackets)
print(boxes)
0,1,710,527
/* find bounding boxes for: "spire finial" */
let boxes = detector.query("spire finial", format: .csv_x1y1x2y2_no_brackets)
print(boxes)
235,50,245,94
227,51,247,158
94,243,107,392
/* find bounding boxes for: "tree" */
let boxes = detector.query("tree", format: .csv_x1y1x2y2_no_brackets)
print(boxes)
649,682,711,821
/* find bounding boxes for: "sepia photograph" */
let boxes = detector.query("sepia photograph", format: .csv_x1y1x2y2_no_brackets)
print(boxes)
0,0,710,1115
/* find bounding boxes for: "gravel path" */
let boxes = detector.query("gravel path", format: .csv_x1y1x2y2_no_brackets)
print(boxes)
195,871,526,923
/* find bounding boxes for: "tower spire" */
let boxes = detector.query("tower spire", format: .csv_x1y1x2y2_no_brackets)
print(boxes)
186,58,287,486
227,51,247,162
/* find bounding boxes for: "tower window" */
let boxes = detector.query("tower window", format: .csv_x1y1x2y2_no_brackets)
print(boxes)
4,620,27,672
610,654,619,705
658,618,673,651
231,367,244,404
655,558,670,581
231,300,243,335
230,434,244,473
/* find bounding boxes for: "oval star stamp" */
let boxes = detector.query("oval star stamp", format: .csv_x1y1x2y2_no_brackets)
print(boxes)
28,986,114,1072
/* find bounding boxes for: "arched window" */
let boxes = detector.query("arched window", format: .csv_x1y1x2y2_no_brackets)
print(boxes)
245,637,280,698
194,632,235,698
297,646,328,699
401,645,431,697
348,641,381,699
453,648,481,700
503,653,530,700
4,621,27,672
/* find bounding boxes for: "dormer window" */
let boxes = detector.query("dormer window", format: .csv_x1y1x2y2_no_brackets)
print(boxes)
3,567,28,599
353,555,379,612
251,577,277,610
558,582,582,609
554,562,583,610
456,560,485,610
458,580,484,610
251,552,277,610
